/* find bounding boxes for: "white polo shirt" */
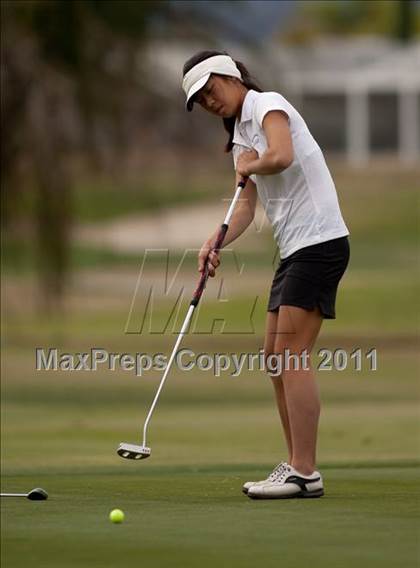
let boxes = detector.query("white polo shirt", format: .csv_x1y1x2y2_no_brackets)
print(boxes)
232,89,350,259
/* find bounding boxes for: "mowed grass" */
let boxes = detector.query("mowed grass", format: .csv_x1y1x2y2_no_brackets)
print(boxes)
1,341,419,469
2,465,419,568
2,165,419,567
2,283,419,567
1,337,419,568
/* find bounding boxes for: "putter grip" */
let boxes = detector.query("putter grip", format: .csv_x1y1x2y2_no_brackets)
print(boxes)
191,223,228,307
190,178,247,307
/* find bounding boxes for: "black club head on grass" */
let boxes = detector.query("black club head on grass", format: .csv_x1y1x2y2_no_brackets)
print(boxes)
27,488,48,501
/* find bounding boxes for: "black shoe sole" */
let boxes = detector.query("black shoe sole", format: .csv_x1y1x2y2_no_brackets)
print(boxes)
248,488,324,500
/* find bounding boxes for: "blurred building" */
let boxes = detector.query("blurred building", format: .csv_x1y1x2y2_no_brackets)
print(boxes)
146,37,420,166
269,38,420,166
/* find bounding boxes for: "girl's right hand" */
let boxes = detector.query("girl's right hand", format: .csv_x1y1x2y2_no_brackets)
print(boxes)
198,238,220,277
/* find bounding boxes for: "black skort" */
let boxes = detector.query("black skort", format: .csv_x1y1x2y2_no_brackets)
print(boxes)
267,236,350,319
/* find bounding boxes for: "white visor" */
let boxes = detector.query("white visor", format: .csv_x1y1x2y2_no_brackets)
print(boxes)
182,55,242,111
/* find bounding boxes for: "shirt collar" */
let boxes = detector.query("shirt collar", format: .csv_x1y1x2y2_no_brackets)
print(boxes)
238,89,258,124
233,90,258,146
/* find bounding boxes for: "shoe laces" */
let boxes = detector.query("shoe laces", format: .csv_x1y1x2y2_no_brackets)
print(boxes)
268,462,287,482
276,464,292,483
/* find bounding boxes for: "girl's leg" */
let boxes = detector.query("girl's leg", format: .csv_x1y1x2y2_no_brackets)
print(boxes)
273,305,323,476
264,311,293,463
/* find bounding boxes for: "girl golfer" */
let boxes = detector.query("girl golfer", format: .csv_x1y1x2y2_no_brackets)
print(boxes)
182,51,350,499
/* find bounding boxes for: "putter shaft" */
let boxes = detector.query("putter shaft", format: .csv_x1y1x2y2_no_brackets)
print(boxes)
140,179,248,448
1,488,48,500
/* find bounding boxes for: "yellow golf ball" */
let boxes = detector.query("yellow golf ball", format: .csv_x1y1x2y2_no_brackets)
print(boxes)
109,509,125,524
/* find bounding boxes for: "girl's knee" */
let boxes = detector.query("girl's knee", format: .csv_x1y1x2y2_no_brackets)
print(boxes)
266,345,312,375
264,350,283,377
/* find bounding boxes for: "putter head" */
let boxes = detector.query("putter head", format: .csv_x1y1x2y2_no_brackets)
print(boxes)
27,488,48,501
117,442,151,460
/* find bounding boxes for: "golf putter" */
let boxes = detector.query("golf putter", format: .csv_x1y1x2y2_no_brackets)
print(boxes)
118,178,248,460
1,488,48,500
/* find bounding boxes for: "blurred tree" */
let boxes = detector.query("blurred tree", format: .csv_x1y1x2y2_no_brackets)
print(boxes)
1,0,169,311
395,0,416,42
282,0,420,44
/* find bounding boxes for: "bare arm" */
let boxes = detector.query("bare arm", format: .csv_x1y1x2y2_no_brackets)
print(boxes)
198,174,257,276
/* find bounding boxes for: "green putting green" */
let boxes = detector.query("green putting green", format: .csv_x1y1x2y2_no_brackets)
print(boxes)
2,465,419,568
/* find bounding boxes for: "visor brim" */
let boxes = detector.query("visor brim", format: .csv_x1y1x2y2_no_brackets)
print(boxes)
185,73,211,112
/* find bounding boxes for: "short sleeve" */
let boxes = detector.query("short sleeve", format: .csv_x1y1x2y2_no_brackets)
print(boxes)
232,144,257,184
254,92,290,130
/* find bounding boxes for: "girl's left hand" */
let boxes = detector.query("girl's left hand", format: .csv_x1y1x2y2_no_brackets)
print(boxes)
236,148,259,178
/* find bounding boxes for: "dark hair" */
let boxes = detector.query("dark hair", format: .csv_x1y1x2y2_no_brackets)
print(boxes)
183,50,263,153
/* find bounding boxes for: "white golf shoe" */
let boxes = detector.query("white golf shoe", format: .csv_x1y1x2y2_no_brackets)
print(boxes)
247,463,324,499
242,462,287,495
